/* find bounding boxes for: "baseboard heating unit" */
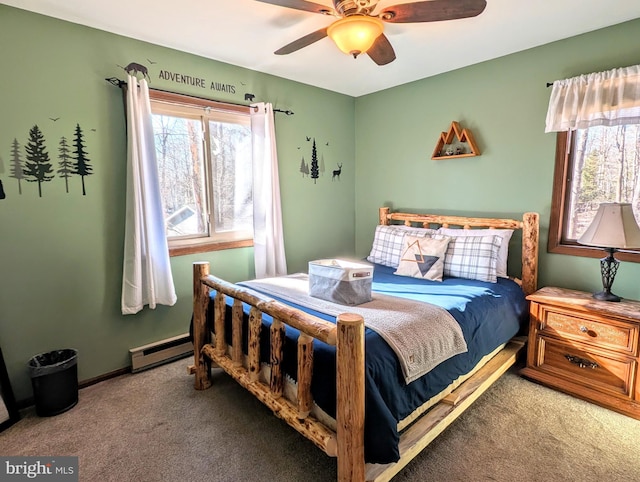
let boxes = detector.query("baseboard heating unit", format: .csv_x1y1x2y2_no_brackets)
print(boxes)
130,333,193,373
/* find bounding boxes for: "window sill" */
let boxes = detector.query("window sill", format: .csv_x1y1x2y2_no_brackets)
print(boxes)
169,239,253,257
548,239,640,263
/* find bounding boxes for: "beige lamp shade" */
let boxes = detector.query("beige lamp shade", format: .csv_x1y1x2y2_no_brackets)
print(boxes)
578,203,640,249
327,16,384,57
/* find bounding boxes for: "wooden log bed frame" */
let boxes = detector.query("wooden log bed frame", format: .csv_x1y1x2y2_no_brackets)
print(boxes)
191,207,540,481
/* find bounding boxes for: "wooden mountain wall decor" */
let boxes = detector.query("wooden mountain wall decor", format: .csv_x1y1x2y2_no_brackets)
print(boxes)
431,121,480,160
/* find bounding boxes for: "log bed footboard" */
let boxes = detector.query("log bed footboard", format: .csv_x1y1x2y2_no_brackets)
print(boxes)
191,208,539,482
192,261,365,480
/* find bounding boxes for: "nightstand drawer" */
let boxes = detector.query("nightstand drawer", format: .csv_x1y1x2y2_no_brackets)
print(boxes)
535,337,635,398
539,306,638,355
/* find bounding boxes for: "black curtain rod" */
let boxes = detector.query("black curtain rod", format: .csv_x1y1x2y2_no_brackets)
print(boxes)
546,82,553,87
104,77,294,115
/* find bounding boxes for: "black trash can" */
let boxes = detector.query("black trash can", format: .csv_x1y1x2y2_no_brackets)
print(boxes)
28,349,78,417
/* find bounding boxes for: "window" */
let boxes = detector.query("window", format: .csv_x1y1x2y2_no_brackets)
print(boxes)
149,90,253,256
548,125,640,262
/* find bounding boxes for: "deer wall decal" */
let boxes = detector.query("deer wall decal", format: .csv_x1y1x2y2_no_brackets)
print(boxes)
332,163,343,181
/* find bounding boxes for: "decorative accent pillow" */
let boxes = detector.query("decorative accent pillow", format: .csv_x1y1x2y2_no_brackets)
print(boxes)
443,235,502,283
437,228,513,278
394,236,451,281
367,225,438,268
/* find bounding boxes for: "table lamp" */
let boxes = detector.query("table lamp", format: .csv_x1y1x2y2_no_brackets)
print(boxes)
577,203,640,302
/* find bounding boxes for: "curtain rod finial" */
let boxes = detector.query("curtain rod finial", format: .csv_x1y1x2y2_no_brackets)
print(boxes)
106,77,126,87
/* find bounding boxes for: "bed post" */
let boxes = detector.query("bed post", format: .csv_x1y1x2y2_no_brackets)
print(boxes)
521,212,539,296
336,313,365,482
379,206,390,225
193,262,212,390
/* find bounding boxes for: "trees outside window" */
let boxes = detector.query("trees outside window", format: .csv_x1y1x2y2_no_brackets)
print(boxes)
149,90,253,256
548,125,640,262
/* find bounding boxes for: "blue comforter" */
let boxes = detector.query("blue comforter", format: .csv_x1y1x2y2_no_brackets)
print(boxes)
202,263,528,463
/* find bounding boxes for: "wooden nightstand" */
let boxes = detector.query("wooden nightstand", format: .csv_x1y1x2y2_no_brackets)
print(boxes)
520,286,640,420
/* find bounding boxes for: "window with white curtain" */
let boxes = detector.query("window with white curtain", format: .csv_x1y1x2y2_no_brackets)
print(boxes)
149,90,253,256
546,65,640,262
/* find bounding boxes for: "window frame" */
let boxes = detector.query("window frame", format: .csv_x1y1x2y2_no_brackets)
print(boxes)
547,130,640,263
149,89,254,257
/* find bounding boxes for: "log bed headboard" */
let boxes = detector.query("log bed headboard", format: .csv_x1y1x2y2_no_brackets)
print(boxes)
377,207,539,296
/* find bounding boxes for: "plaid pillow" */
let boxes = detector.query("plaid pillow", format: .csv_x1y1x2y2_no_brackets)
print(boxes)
443,235,502,283
367,225,438,268
437,228,513,278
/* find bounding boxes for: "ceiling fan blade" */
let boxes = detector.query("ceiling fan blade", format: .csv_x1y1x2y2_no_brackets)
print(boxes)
379,0,487,23
254,0,332,15
274,28,329,55
367,34,396,66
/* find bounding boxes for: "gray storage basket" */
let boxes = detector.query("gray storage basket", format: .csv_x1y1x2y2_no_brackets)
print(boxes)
308,259,374,306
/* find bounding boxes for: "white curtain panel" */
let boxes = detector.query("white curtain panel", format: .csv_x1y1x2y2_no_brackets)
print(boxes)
251,102,288,279
121,74,177,314
545,64,640,132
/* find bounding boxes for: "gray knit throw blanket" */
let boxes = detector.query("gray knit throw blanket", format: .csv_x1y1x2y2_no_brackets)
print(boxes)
240,274,468,384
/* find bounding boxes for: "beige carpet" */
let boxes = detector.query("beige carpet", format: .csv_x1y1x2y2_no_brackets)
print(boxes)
2,359,639,481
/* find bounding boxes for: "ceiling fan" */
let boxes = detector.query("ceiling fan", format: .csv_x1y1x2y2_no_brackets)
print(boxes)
255,0,488,65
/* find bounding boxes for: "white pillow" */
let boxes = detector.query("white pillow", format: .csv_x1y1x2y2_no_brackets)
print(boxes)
443,234,502,283
367,225,438,268
437,228,513,278
394,235,451,281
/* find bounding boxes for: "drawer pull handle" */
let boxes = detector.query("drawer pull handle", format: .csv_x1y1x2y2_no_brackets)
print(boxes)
565,354,599,369
578,326,597,337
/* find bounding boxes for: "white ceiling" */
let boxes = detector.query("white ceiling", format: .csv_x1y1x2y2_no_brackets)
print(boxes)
4,0,640,96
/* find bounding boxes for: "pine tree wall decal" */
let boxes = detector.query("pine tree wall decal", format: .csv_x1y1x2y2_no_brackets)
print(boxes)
72,124,93,195
9,138,25,195
310,138,319,184
0,155,4,200
0,153,5,200
299,156,307,177
57,136,73,194
23,125,54,198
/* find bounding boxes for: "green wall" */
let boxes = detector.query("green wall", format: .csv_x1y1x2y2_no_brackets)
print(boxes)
2,5,639,403
355,18,640,302
0,6,355,401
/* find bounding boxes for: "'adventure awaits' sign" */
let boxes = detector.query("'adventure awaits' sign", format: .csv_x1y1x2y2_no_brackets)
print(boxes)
158,70,236,93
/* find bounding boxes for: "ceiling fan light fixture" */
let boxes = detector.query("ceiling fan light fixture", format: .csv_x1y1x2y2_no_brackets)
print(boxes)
327,15,384,58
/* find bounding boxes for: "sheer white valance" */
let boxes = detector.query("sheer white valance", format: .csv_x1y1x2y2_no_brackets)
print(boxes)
545,64,640,132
